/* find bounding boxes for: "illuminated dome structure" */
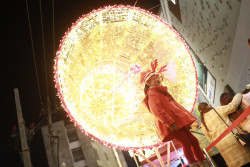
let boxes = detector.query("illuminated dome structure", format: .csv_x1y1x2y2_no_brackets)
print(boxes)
54,5,197,150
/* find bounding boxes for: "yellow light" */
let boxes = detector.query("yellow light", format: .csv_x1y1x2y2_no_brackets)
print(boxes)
54,5,197,150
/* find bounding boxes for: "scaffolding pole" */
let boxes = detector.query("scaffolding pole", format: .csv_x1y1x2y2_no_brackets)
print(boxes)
47,96,57,167
14,88,32,167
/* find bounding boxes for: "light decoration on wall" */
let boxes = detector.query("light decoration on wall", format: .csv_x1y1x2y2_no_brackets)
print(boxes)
54,5,198,150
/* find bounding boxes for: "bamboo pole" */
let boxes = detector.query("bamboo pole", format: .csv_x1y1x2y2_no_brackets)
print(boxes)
167,142,170,167
171,141,184,167
112,148,122,167
132,152,140,167
134,151,157,167
154,147,165,167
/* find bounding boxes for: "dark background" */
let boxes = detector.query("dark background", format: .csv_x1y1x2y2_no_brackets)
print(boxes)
3,0,160,166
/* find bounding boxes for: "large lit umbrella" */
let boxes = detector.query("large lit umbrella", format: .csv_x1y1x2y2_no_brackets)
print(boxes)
54,5,197,150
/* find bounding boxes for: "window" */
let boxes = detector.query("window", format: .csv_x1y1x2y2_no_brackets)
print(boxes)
66,128,79,143
190,48,216,103
207,71,216,103
190,49,208,93
71,147,85,162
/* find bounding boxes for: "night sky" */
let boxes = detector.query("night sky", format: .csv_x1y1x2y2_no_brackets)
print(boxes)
4,0,160,166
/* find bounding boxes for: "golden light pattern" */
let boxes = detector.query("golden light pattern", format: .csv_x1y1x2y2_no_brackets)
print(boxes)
54,5,197,150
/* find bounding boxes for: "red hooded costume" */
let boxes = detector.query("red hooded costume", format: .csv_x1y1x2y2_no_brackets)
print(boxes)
143,86,196,141
141,60,196,142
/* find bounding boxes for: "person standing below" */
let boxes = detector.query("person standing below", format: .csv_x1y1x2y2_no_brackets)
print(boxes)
198,93,250,167
221,91,250,133
11,124,23,165
140,59,210,167
26,122,35,147
190,120,226,167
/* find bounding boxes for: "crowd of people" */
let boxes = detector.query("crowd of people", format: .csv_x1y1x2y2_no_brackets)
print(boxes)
198,90,250,167
10,122,36,166
140,59,250,167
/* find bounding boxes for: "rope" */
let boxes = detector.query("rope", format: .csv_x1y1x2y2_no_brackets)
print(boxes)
147,3,161,11
39,0,49,98
25,0,42,105
134,0,139,6
52,0,55,60
190,130,205,136
52,0,57,105
147,0,170,12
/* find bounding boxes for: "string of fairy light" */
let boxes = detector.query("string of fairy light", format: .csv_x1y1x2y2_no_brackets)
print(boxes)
54,5,197,150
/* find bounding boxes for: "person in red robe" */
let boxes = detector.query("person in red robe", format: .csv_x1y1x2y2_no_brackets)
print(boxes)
140,59,210,167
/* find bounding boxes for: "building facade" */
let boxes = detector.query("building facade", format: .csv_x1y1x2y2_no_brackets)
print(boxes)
159,0,250,106
41,120,128,167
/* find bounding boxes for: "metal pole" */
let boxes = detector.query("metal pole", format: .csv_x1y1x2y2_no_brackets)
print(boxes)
14,88,32,167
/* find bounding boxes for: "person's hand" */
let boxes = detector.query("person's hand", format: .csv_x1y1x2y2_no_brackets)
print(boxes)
169,123,178,132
